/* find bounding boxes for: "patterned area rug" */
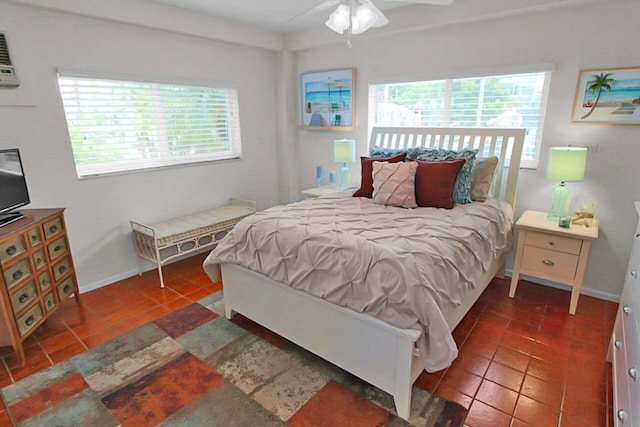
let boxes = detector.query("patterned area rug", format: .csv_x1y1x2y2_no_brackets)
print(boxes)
1,291,467,427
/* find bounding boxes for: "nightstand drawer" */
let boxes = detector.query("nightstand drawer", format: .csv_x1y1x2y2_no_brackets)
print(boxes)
522,246,579,280
524,231,582,255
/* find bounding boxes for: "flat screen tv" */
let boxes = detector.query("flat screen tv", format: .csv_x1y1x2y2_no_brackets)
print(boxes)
0,148,30,227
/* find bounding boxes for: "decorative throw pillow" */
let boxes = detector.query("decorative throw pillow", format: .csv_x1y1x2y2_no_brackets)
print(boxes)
472,156,499,202
414,148,478,204
353,153,407,198
414,159,466,209
372,161,418,209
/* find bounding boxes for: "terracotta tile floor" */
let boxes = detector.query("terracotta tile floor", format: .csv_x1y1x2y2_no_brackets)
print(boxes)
0,253,616,426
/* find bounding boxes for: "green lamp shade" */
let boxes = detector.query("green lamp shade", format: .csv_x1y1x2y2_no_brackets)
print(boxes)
546,147,587,220
547,147,587,182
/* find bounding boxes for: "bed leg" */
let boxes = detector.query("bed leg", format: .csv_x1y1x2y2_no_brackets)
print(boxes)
393,339,415,421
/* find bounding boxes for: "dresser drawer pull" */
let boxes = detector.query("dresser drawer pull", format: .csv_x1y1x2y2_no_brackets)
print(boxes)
618,409,626,421
54,245,63,252
6,245,17,256
63,284,71,293
58,265,66,275
631,270,638,278
24,315,35,326
542,259,555,266
12,269,23,280
49,225,58,234
623,306,632,314
629,367,637,381
18,292,29,303
615,340,623,348
36,257,43,265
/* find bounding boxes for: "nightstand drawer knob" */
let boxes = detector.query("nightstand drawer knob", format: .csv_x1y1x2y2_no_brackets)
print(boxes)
623,306,632,314
615,340,623,348
548,241,555,246
618,409,626,421
631,270,638,278
629,367,637,381
542,259,555,266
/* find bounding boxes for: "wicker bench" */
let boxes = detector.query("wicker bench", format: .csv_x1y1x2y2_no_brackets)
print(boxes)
131,198,256,287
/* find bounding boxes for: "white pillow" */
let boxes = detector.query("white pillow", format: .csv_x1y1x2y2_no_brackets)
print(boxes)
472,156,499,201
372,161,418,209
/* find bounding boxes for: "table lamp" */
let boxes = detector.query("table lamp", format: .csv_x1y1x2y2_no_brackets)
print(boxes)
333,139,356,191
547,146,587,220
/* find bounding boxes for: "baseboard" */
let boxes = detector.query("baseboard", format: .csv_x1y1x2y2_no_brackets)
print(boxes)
505,268,620,303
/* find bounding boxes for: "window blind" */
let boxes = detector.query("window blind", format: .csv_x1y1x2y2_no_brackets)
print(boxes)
368,71,550,169
58,74,242,178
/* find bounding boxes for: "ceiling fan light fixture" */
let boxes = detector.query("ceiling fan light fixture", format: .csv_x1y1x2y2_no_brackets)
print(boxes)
325,4,351,34
351,3,377,34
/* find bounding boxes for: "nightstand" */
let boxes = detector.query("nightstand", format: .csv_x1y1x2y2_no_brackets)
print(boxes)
509,210,599,315
301,185,338,198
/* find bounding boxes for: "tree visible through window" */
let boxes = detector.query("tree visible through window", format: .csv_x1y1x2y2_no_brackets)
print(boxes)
58,73,242,178
369,71,550,168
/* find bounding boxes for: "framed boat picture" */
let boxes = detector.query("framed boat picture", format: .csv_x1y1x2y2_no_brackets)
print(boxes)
572,66,640,125
300,68,356,130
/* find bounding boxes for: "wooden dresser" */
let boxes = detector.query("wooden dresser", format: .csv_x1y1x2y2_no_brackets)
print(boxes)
0,209,78,367
609,201,640,426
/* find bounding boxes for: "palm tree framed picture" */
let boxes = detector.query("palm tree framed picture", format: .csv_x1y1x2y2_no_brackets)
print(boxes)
299,68,356,130
572,66,640,125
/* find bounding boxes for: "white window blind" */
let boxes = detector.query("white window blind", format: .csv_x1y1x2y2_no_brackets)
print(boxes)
368,70,551,168
57,73,242,178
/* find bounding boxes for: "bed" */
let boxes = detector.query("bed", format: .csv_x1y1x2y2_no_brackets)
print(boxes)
203,126,525,420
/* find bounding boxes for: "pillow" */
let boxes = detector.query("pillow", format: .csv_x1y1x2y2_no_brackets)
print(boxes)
414,148,478,204
414,159,466,209
372,161,418,208
353,153,407,198
472,156,499,202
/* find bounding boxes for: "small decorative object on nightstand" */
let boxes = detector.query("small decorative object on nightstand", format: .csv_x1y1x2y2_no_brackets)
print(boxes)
509,210,599,315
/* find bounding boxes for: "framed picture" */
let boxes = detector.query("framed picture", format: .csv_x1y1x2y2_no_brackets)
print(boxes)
300,68,356,130
572,66,640,125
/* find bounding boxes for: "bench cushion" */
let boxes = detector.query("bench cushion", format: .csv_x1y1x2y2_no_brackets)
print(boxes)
151,205,253,246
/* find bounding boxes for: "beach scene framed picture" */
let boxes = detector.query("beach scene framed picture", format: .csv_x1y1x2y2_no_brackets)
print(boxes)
300,68,356,130
572,66,640,125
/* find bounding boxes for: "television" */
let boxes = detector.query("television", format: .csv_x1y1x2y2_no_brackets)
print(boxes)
0,148,30,227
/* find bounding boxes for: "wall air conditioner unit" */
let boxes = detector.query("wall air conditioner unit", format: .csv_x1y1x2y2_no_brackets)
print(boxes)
0,32,19,88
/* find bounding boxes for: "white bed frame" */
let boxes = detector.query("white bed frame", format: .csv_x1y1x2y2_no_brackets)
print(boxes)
221,127,525,420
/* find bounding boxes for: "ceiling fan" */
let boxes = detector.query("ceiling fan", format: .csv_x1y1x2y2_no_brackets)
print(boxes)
296,0,454,46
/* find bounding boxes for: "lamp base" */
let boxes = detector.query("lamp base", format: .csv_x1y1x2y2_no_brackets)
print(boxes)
547,182,572,220
339,164,350,191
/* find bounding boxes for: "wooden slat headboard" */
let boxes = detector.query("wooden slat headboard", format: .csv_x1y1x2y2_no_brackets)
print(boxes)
369,127,526,210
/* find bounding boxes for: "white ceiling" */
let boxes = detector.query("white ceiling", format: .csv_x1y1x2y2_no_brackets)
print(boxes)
153,0,416,33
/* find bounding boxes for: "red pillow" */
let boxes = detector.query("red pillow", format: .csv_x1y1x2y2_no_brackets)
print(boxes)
414,159,466,209
352,153,407,198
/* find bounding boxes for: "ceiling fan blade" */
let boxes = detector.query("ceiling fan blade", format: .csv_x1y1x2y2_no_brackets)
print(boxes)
285,0,342,24
385,0,454,5
359,0,389,28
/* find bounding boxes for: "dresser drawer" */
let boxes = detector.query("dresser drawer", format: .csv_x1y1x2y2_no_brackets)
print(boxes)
0,234,27,264
3,258,32,290
521,246,579,280
38,271,52,292
56,276,76,301
612,316,633,426
52,257,72,282
43,292,56,314
32,249,46,271
43,216,64,240
47,236,67,261
16,303,43,337
26,226,42,247
10,281,37,314
524,231,582,255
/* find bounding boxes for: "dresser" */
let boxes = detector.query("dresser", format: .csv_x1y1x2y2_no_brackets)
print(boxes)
609,201,640,425
509,210,599,314
0,209,79,367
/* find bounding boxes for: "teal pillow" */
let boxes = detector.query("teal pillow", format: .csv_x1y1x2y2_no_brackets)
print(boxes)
414,148,478,205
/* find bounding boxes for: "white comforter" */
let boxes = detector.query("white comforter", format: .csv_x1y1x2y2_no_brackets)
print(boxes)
203,192,512,371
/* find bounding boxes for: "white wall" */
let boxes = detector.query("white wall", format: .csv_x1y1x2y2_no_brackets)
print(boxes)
0,3,281,291
290,0,640,300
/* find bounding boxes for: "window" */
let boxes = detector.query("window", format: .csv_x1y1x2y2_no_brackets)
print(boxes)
368,70,551,168
58,72,242,178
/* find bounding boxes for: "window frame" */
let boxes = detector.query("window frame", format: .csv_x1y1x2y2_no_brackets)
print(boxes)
57,70,242,179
